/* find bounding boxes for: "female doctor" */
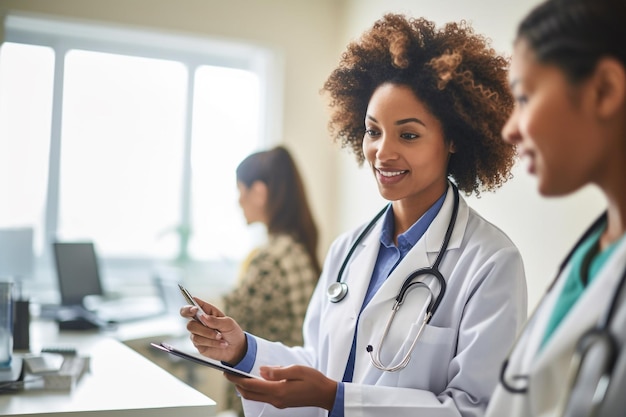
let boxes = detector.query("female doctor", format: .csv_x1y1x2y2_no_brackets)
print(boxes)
487,0,626,416
181,14,527,417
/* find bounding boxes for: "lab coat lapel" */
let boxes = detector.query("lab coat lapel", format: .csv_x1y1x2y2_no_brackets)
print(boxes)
529,239,626,415
536,247,626,364
342,219,385,312
325,219,384,380
370,238,430,308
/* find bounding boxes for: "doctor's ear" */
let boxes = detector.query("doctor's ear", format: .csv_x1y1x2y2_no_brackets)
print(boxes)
590,57,626,119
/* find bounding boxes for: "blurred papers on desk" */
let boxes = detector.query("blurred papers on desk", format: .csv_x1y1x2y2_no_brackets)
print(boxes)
23,353,90,391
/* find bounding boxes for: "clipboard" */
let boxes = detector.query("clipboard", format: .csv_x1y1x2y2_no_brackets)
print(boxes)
150,342,262,379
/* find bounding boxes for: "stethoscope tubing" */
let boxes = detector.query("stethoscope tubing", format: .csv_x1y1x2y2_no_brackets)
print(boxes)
367,185,457,371
368,283,434,372
328,184,460,372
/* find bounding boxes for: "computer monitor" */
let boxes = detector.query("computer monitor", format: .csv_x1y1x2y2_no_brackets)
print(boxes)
52,242,104,306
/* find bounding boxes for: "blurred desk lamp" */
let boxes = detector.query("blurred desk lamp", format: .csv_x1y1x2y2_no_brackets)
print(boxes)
0,227,34,351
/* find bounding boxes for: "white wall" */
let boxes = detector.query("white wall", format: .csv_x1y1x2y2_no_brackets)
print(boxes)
336,0,607,311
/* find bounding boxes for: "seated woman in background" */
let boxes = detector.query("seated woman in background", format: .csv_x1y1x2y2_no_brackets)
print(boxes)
222,145,321,416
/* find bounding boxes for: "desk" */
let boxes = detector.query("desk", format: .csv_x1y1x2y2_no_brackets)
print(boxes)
0,320,217,416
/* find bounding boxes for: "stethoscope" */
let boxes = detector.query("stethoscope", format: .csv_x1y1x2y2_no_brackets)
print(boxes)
327,184,460,372
500,212,626,417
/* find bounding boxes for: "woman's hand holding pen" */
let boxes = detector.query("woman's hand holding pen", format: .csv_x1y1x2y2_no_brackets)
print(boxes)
225,365,338,411
180,298,247,365
181,297,338,411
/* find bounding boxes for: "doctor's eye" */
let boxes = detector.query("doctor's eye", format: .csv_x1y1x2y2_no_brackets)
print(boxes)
400,132,419,140
514,94,528,107
365,128,381,138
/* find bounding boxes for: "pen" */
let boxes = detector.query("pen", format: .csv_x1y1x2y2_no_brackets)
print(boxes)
178,284,222,337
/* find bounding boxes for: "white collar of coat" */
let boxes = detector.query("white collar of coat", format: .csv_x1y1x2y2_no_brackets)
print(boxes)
536,237,626,360
360,184,469,254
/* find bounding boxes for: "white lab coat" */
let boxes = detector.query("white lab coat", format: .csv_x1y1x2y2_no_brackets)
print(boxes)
242,185,528,417
486,227,626,417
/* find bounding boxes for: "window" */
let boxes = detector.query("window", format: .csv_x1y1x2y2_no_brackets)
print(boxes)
0,42,53,254
58,50,188,259
189,65,261,260
0,12,281,291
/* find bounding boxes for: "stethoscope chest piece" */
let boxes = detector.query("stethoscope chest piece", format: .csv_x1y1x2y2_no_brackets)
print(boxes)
327,282,348,303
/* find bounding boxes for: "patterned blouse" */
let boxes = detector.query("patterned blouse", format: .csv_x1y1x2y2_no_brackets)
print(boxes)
223,233,319,347
222,233,319,415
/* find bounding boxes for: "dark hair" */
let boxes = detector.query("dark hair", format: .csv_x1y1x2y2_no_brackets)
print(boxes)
236,146,321,275
517,0,626,83
321,13,515,196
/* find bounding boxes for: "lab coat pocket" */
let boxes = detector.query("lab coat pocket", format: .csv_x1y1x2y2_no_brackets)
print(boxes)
396,323,456,392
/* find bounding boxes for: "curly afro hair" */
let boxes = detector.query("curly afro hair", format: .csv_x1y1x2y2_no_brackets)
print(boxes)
321,13,516,196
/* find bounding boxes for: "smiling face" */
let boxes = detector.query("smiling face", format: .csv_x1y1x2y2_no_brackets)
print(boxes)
502,39,609,197
363,83,454,212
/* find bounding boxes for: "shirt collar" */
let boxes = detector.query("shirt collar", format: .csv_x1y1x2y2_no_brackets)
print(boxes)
380,190,447,253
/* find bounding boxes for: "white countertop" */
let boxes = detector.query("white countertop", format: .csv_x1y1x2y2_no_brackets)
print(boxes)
0,319,216,416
